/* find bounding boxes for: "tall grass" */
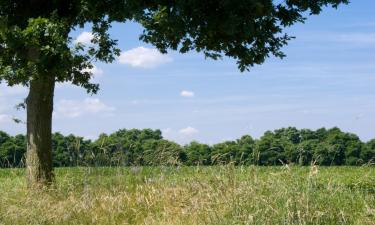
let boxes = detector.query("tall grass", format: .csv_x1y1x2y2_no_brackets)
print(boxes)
0,166,374,224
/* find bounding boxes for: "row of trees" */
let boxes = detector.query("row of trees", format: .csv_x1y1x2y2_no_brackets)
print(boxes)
1,127,374,168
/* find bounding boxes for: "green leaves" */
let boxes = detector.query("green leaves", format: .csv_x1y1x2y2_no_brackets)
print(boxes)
88,20,120,63
0,126,374,168
0,0,348,90
0,16,115,93
138,0,348,71
0,3,122,93
0,132,26,168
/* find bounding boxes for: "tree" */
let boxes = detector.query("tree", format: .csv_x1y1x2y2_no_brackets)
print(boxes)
184,141,212,165
143,139,185,166
0,0,348,186
362,139,375,164
91,129,163,166
0,134,26,167
211,141,240,164
52,133,91,167
255,131,287,165
296,140,316,165
236,135,255,165
0,131,10,146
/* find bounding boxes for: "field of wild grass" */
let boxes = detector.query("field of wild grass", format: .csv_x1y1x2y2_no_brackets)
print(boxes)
0,166,374,225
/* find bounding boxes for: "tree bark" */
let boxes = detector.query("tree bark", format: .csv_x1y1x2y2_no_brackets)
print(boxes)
26,76,55,187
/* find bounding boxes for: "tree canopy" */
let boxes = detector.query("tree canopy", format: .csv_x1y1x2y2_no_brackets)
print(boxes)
0,0,349,91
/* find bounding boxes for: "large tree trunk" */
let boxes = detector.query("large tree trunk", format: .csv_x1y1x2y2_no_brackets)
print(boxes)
26,76,55,187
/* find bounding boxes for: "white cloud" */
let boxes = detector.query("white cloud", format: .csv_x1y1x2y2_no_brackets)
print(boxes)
0,84,27,97
337,33,375,45
179,126,199,136
299,32,375,46
89,66,104,77
180,90,195,98
55,98,115,118
162,128,172,135
355,113,364,120
118,46,172,68
344,22,375,28
0,114,12,124
74,32,94,45
301,109,311,114
82,65,104,79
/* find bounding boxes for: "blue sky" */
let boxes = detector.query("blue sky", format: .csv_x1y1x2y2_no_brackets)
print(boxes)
1,0,375,144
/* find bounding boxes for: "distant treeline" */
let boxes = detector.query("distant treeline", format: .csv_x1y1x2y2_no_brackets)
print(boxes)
1,127,375,168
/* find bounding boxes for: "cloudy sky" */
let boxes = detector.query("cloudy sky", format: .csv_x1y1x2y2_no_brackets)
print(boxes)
1,1,375,144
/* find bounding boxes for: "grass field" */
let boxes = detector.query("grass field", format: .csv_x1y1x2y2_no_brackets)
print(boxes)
0,166,374,225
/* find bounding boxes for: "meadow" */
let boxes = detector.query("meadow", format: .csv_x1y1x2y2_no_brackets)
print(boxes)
0,166,374,225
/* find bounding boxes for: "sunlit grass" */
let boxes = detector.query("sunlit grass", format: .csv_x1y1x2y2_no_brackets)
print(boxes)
0,166,374,224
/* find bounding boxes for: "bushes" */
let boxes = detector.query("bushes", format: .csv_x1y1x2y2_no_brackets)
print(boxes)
0,127,374,167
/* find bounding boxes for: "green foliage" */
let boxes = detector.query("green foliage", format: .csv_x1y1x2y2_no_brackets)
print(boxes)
1,126,374,167
362,139,375,164
0,131,10,145
90,129,164,166
52,133,92,167
211,141,240,165
0,134,26,167
0,1,128,92
0,0,349,90
184,141,212,165
139,0,349,71
143,139,185,166
235,135,255,165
